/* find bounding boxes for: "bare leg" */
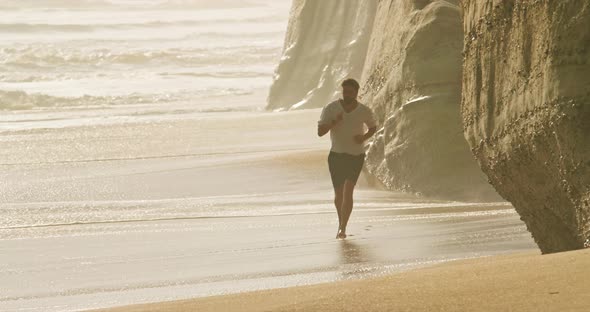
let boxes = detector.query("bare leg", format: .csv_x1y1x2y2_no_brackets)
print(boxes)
340,179,356,235
333,184,344,238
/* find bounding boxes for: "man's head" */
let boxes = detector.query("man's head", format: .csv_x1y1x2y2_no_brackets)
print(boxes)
341,78,360,104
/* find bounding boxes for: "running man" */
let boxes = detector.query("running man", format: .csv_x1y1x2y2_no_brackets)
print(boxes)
317,78,377,239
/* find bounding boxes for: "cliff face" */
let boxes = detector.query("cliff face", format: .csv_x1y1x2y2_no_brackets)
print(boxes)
361,0,498,200
266,0,377,111
270,0,590,252
462,0,590,253
269,0,499,200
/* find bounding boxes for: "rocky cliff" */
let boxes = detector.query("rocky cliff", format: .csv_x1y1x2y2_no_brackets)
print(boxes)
360,0,498,200
266,0,377,111
268,0,498,200
269,0,590,252
462,0,590,253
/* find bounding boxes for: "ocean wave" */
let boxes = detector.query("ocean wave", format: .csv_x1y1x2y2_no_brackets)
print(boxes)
0,0,263,11
0,17,279,33
0,90,169,110
0,89,254,111
1,49,179,67
0,45,281,68
0,70,268,83
0,73,57,83
0,0,114,10
146,0,265,10
0,197,513,231
158,71,270,79
0,22,187,33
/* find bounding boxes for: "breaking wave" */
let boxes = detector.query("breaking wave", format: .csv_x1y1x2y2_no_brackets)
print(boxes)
0,0,263,11
0,45,281,68
0,89,253,111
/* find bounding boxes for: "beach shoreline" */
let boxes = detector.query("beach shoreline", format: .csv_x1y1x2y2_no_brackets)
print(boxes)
1,109,537,311
90,248,589,312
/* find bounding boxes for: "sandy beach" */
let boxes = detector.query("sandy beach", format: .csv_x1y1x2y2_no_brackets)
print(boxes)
2,1,588,311
1,109,536,311
93,249,590,312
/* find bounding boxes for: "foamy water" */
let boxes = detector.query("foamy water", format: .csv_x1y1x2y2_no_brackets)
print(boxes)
0,0,290,126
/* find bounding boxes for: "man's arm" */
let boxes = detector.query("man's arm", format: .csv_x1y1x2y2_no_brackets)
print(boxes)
317,123,331,137
317,112,343,137
353,126,377,144
364,126,377,140
354,107,378,143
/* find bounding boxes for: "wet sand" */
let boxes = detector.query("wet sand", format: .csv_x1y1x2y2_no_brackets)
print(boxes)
94,249,589,312
1,109,535,311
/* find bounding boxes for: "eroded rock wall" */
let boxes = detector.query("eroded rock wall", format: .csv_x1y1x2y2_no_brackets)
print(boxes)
362,0,499,200
266,0,377,111
462,0,590,253
269,0,499,200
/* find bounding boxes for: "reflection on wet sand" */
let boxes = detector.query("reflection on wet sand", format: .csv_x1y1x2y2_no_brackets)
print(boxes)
337,239,378,279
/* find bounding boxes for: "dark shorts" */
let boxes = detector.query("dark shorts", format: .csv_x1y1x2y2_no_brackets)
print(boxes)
327,151,365,188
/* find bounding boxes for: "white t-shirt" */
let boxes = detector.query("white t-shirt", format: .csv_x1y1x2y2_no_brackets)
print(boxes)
318,99,377,156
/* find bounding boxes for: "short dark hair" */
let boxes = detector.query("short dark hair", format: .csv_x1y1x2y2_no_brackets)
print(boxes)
341,78,360,91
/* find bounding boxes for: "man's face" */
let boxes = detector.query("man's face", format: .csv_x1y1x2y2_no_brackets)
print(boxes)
342,85,358,104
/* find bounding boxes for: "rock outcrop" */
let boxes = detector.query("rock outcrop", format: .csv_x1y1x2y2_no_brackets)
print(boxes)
361,0,498,200
462,0,590,253
268,0,499,200
266,0,377,111
269,0,590,252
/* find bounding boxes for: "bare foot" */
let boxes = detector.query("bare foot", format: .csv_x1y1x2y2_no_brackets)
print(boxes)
336,228,347,239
